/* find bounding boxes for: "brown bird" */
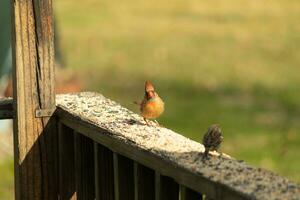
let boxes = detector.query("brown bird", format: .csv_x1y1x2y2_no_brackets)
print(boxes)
202,124,223,159
135,81,164,126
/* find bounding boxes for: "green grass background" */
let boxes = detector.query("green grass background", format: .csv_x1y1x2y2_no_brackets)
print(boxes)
1,0,300,198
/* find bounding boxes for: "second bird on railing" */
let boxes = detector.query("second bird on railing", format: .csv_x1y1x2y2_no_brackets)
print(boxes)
202,124,223,160
135,81,165,126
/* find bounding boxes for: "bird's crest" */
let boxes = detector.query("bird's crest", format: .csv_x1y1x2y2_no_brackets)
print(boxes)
145,81,155,92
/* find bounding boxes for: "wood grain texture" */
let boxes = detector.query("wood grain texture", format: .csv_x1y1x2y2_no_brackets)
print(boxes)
74,133,95,200
58,122,76,199
94,143,115,200
11,0,56,198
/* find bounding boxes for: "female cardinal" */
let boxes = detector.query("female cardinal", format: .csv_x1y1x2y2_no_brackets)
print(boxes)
202,124,223,159
135,81,165,126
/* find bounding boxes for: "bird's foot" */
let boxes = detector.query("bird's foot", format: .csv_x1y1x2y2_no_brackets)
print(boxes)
202,154,210,162
202,150,210,162
154,120,164,127
144,118,151,126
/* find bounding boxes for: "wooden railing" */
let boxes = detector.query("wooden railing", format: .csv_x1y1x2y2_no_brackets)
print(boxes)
54,92,299,200
1,93,300,199
5,0,300,199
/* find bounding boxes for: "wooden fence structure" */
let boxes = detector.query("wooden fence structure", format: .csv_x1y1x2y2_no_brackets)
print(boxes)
0,0,299,199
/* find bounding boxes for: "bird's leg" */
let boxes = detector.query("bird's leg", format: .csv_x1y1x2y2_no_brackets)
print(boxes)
154,120,160,126
202,149,210,161
144,118,150,126
154,120,165,127
218,151,223,158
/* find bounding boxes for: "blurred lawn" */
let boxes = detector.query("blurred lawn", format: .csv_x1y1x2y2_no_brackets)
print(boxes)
0,158,14,199
2,0,300,199
54,0,300,181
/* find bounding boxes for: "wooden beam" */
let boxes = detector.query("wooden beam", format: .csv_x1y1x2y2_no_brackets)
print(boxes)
11,0,56,199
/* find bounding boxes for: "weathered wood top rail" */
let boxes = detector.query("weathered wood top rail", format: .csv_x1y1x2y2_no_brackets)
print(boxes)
55,92,300,200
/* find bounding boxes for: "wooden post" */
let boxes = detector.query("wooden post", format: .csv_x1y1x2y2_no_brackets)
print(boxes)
11,0,56,199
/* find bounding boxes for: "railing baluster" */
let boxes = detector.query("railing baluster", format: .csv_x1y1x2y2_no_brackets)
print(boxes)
113,153,134,200
160,175,179,200
113,152,120,200
134,162,155,200
94,142,114,200
74,132,95,199
155,171,161,200
134,162,138,200
94,142,100,200
58,122,76,199
180,185,203,200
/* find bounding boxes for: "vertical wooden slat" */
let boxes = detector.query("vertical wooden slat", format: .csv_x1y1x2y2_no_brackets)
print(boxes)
187,188,202,200
134,162,155,200
134,162,138,200
74,133,95,200
180,185,202,200
160,175,179,200
205,196,214,200
94,142,100,200
113,153,134,200
113,153,120,200
11,0,56,198
95,143,114,200
58,122,76,199
155,171,161,200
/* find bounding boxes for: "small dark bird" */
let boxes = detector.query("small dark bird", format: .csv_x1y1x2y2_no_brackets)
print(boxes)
202,124,223,159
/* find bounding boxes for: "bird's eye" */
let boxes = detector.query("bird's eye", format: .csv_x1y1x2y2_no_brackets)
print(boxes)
147,91,155,99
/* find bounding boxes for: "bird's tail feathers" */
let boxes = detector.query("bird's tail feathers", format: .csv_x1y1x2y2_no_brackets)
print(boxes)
133,101,141,105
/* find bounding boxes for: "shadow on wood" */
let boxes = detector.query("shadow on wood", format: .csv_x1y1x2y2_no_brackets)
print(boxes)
17,115,58,199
